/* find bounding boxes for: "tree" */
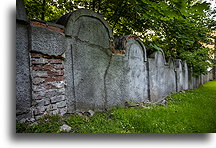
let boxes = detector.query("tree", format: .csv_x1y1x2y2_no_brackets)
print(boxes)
23,0,215,75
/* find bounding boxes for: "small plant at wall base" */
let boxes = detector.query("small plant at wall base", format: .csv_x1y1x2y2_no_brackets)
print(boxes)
16,81,216,133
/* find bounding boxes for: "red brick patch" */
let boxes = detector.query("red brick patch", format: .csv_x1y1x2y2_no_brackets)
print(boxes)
47,71,64,76
49,59,63,64
43,65,54,71
30,21,64,33
45,76,64,82
112,50,125,55
32,65,43,70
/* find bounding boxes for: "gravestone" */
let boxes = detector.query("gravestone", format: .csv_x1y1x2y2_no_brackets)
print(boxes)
148,51,173,102
164,58,176,95
57,9,113,111
182,61,189,90
175,59,184,92
106,35,148,106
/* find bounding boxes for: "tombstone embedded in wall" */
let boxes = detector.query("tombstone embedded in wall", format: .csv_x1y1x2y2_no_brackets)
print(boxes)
148,51,176,102
57,9,113,111
182,61,189,90
165,58,177,94
174,60,189,91
106,35,148,106
175,59,184,92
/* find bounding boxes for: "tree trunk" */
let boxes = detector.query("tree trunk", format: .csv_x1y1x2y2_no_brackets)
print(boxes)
42,0,45,20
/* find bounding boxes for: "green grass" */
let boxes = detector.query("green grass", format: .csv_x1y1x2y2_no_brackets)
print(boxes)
16,80,216,133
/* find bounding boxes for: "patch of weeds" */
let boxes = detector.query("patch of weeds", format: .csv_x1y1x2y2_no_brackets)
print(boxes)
16,81,216,133
16,114,63,133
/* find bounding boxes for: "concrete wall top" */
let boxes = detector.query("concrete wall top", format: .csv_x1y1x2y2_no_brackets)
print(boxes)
16,0,27,21
29,20,66,56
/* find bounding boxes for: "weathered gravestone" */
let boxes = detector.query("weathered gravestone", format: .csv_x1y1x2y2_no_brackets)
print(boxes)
148,51,176,102
57,9,113,111
175,60,189,91
106,35,148,106
164,58,176,95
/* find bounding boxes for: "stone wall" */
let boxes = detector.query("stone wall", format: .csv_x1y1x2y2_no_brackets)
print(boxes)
16,0,32,120
16,0,214,121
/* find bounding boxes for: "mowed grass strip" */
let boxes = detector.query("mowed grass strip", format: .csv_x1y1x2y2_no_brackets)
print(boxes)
16,80,216,133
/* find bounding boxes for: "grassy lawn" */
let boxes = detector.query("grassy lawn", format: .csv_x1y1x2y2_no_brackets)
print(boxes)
16,80,216,133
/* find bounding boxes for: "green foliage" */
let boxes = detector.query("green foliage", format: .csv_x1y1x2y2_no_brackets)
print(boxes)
16,114,63,133
17,81,216,133
23,0,215,75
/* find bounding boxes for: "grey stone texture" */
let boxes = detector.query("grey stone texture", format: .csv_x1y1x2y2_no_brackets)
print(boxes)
29,21,66,56
106,36,148,107
57,9,113,111
30,52,67,119
148,51,176,102
16,2,214,121
175,59,184,92
16,0,32,120
16,0,27,21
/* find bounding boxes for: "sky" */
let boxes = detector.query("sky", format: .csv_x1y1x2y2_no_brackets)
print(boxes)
205,0,216,9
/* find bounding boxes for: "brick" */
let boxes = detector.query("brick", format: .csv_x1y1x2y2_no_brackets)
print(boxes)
45,76,64,82
43,65,54,71
45,89,65,98
48,81,65,89
32,92,46,100
48,59,63,64
47,26,64,33
31,53,43,58
54,64,64,70
33,85,46,92
32,65,43,71
51,104,58,110
47,71,64,76
45,84,56,89
54,76,64,81
32,78,44,84
50,96,59,104
34,106,45,115
36,100,45,106
44,98,50,106
30,21,64,33
44,78,55,82
50,96,63,103
59,108,67,115
32,71,48,78
57,100,67,108
31,58,49,64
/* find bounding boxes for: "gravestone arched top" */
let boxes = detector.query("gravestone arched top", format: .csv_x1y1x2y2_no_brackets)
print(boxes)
56,9,113,39
167,57,175,69
114,35,147,61
149,51,167,66
174,59,183,71
182,61,188,71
